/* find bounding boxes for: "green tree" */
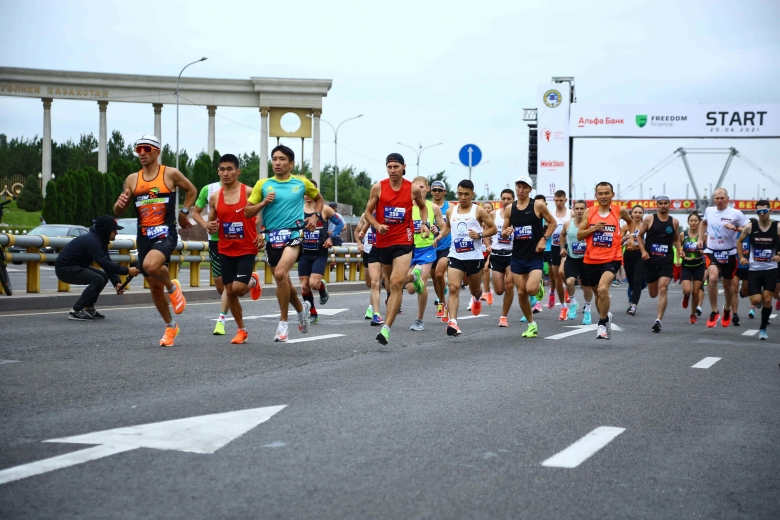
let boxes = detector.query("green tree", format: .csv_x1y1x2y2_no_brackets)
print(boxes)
16,173,45,212
190,152,213,192
425,171,456,201
41,180,60,223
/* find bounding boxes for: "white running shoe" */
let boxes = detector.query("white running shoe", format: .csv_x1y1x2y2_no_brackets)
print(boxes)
597,324,608,339
274,321,289,342
299,301,311,333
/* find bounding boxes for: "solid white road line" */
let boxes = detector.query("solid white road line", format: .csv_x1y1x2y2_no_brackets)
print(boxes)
458,314,489,320
545,323,623,340
692,357,721,369
285,334,346,344
0,360,21,365
742,329,759,336
541,426,626,468
772,314,777,319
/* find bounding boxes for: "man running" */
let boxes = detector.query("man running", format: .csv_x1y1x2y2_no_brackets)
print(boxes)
113,135,197,347
435,179,497,336
549,190,571,318
577,182,635,340
245,145,323,342
637,195,680,333
430,180,451,322
356,215,384,325
502,175,556,337
206,154,262,344
363,153,429,345
299,179,343,324
559,200,593,324
736,200,780,340
698,188,748,328
406,176,445,331
489,189,515,327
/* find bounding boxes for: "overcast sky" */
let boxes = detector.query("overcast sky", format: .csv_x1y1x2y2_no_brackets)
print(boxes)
1,0,779,201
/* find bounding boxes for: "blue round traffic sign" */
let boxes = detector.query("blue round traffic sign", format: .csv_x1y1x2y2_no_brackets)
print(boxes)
459,144,482,167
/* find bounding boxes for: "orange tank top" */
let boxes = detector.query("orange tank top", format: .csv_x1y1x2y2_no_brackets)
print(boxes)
584,205,622,263
133,166,176,235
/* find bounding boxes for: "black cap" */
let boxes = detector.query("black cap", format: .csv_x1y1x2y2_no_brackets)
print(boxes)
328,201,338,209
93,215,123,231
386,153,405,165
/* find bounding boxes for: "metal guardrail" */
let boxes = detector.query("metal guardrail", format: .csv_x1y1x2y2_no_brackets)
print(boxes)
0,234,365,294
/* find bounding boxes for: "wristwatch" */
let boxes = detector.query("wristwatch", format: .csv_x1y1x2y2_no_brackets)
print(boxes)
478,231,484,239
180,207,190,215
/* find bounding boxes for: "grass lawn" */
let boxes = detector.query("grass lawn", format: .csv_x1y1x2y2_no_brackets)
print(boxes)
1,199,42,228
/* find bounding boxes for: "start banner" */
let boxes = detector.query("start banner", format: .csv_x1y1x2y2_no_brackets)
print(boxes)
570,104,780,138
585,199,697,210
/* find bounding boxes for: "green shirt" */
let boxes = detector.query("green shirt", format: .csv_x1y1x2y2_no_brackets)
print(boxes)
195,183,221,241
248,175,319,234
412,200,435,249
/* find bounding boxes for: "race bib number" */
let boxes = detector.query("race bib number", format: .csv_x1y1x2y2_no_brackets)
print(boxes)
366,229,376,245
454,237,475,253
712,250,730,264
303,228,321,246
683,241,698,253
754,249,774,262
498,234,511,245
221,222,244,240
592,225,616,248
144,225,168,239
413,219,422,234
551,232,561,246
650,243,669,256
384,206,406,224
572,241,587,255
267,229,291,249
514,226,532,240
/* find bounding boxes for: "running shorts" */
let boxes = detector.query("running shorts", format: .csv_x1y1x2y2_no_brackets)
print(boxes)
581,261,622,287
563,256,585,280
511,256,544,275
208,240,221,279
435,248,449,264
219,253,256,285
681,262,705,283
644,256,674,284
137,228,178,277
371,244,414,266
489,253,511,273
704,253,738,280
736,268,749,281
412,246,437,266
748,269,778,296
265,236,302,268
448,257,485,276
298,253,328,277
550,245,563,267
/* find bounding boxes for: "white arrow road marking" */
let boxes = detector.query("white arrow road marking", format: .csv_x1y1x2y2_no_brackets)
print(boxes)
692,357,721,369
742,329,759,336
458,314,488,321
212,309,349,321
541,426,626,468
545,323,622,340
0,405,287,486
285,334,345,344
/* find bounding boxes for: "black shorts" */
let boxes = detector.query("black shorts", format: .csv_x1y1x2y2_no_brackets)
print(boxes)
681,262,705,282
137,227,179,277
550,245,563,267
219,253,256,285
704,253,738,280
298,253,328,277
371,244,414,266
543,250,553,266
563,256,585,280
581,261,622,287
644,255,674,284
265,237,302,268
748,269,778,296
448,257,485,276
489,253,512,273
209,240,221,278
736,268,749,281
435,248,449,264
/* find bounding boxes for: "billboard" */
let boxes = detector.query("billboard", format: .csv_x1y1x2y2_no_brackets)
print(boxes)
537,84,571,201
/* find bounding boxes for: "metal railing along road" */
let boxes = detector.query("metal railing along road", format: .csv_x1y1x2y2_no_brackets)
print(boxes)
0,234,365,294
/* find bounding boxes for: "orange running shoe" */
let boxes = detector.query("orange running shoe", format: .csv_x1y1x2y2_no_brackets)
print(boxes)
441,305,449,323
231,329,248,344
169,279,186,314
558,308,567,320
446,320,462,336
250,272,262,300
436,303,444,318
471,297,482,316
486,292,493,305
565,289,571,304
706,312,720,328
682,294,689,309
721,308,731,327
159,324,180,347
689,315,697,324
498,316,509,327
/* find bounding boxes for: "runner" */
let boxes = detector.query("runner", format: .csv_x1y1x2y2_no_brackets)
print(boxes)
113,135,197,347
559,200,593,324
362,153,429,345
244,145,323,342
192,178,231,335
356,215,385,325
532,193,549,316
503,175,556,337
481,201,496,306
548,190,571,318
732,235,751,326
577,181,635,340
435,179,497,336
637,195,680,333
206,154,262,344
736,200,780,340
431,180,451,322
299,179,344,324
698,188,749,328
489,190,516,327
406,176,445,331
622,205,645,316
680,212,706,324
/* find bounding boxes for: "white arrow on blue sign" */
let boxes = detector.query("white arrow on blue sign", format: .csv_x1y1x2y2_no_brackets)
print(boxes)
459,144,482,167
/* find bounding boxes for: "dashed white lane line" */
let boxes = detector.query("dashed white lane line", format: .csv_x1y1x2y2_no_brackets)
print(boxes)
0,360,21,365
541,426,626,468
458,314,489,321
545,323,623,340
742,330,759,336
213,309,349,321
285,334,345,344
692,357,721,369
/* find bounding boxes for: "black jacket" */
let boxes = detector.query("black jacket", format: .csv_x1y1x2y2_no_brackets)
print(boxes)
54,222,128,286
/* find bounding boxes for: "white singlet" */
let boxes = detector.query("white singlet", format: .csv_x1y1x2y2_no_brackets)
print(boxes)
702,206,748,254
448,204,485,260
491,209,513,254
551,208,572,247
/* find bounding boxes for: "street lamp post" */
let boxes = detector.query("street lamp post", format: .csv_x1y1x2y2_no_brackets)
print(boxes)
175,57,207,216
397,142,443,177
450,160,491,183
318,114,363,204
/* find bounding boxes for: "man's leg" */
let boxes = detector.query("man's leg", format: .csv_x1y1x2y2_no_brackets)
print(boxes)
596,270,616,320
80,267,110,310
501,271,514,318
447,267,465,320
434,256,447,303
515,273,533,322
147,277,173,325
707,264,720,313
731,277,740,314
225,282,245,330
59,266,108,312
274,246,303,322
384,252,413,328
656,276,671,320
415,262,432,321
468,270,483,301
723,273,735,312
555,262,566,303
143,250,174,291
760,290,774,330
369,262,383,314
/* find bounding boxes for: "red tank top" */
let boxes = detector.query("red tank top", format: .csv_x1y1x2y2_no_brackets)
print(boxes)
217,185,258,257
375,178,413,248
584,205,622,263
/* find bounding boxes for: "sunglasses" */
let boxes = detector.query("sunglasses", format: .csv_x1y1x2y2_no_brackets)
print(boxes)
757,209,770,215
135,145,158,154
431,189,445,193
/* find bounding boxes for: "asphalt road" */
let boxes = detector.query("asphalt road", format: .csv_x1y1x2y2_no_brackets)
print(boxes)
1,282,778,519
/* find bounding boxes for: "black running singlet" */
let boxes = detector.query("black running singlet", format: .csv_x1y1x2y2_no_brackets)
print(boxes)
510,200,544,259
644,214,675,258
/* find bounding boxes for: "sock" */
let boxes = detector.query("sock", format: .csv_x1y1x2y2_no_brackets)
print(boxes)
302,291,316,314
168,285,176,294
368,304,374,311
761,306,772,329
562,302,568,309
584,301,592,310
318,282,327,294
248,277,256,288
598,318,607,326
166,321,175,328
501,316,506,319
570,296,578,306
238,328,246,332
449,319,457,326
218,312,227,323
530,296,537,305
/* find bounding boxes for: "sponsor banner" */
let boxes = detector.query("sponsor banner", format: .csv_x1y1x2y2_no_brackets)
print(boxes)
570,104,780,137
585,199,697,210
729,200,780,211
537,84,570,202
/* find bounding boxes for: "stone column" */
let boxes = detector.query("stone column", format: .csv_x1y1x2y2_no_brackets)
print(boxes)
41,98,52,197
98,101,108,173
260,107,270,179
207,105,216,158
153,103,163,164
312,109,321,185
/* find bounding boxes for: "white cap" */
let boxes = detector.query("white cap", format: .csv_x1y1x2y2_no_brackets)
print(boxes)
515,174,534,187
135,134,161,149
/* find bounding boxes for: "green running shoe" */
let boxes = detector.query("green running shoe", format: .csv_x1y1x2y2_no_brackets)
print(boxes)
535,283,545,301
412,266,424,295
213,320,226,335
376,325,390,345
318,281,329,305
521,322,538,338
309,314,319,323
365,306,374,319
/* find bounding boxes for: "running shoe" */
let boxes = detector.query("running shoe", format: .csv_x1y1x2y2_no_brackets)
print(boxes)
682,294,689,309
486,292,493,305
169,279,186,314
231,329,248,344
436,303,445,318
481,293,488,302
567,300,578,320
582,309,592,325
721,308,732,328
536,283,545,301
696,306,703,317
299,302,311,333
471,297,482,316
627,304,637,316
547,293,555,309
606,312,614,339
440,305,449,323
376,324,391,344
652,320,662,333
467,299,473,311
250,272,262,300
213,321,225,335
759,328,769,341
159,324,179,347
776,300,780,311
412,267,424,295
318,280,329,305
365,307,373,319
309,313,320,324
521,322,538,338
398,306,403,314
498,316,509,327
732,313,741,327
68,309,93,321
706,312,720,328
689,315,697,324
371,313,384,326
446,320,462,336
748,309,755,319
410,319,424,331
520,315,528,323
565,289,570,304
84,308,105,319
596,324,608,339
558,308,567,320
274,321,289,342
533,302,542,314
434,298,439,306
